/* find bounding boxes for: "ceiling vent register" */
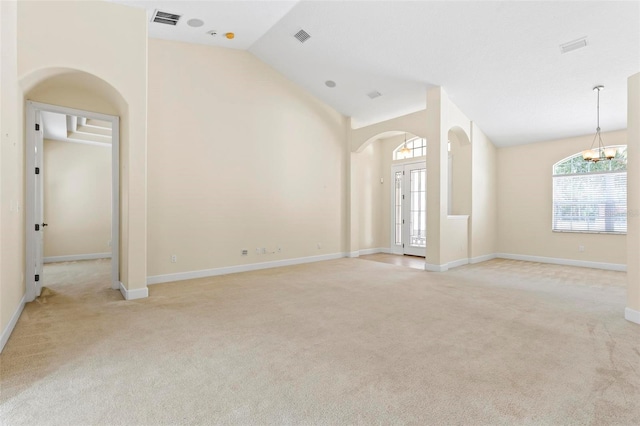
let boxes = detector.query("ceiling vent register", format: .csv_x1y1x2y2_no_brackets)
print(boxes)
151,10,181,26
367,91,382,99
294,29,311,43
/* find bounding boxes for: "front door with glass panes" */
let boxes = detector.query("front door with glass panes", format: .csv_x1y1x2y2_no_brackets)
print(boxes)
391,162,426,256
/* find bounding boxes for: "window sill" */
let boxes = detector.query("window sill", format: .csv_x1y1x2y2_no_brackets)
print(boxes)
552,230,626,235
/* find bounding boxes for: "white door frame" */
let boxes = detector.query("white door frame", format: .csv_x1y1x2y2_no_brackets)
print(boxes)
25,101,120,301
390,160,427,256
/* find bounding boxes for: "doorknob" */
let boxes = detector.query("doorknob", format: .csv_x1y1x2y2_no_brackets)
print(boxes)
42,223,48,227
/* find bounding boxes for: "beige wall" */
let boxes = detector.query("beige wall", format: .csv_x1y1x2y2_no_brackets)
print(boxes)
147,39,348,277
43,140,111,258
627,72,640,317
470,124,498,259
497,130,627,265
17,0,147,292
355,142,384,250
1,0,24,343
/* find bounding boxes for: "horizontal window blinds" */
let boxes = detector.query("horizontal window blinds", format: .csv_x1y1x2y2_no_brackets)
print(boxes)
552,172,627,233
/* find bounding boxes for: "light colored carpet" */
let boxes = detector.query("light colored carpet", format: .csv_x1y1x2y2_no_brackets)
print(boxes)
1,257,638,425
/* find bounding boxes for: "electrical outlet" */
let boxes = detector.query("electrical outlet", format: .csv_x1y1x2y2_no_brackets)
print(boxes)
171,254,177,263
317,243,322,249
578,245,585,252
256,248,261,255
261,248,267,254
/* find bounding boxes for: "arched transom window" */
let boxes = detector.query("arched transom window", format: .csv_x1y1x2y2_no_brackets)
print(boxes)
393,137,426,160
552,146,627,233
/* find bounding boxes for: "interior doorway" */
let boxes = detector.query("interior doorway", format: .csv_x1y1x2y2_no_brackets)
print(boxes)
25,101,120,301
390,161,427,257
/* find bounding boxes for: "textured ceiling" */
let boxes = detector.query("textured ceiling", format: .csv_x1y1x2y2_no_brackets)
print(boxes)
112,0,640,147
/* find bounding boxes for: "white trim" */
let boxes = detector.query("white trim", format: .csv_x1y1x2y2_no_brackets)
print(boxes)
147,252,346,285
348,251,360,258
44,253,111,263
424,262,447,272
470,253,497,264
447,258,469,269
624,307,640,325
119,282,148,300
0,295,26,353
358,247,391,256
496,253,626,271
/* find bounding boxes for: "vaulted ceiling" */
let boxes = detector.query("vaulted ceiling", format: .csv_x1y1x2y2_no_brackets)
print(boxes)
111,1,640,147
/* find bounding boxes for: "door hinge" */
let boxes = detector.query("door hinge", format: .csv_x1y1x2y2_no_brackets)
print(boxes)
35,167,40,174
402,194,404,199
35,123,40,131
402,244,405,248
35,224,40,231
35,274,40,282
402,219,404,224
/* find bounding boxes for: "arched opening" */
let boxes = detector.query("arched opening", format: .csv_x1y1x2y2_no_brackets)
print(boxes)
351,130,427,262
447,126,471,216
22,68,127,302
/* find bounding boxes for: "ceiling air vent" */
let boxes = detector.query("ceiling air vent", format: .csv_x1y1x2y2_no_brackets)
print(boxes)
560,37,587,54
151,10,181,26
294,29,311,43
367,91,382,99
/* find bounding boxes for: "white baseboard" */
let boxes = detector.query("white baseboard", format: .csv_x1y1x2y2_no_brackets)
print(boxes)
424,262,447,272
625,307,640,325
44,252,111,263
358,247,392,256
0,294,26,353
424,258,469,272
496,253,626,272
348,251,360,258
119,282,148,300
470,253,497,264
447,258,469,269
147,252,346,285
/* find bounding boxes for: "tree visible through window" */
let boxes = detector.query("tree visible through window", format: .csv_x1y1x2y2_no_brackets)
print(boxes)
552,146,627,233
393,137,426,160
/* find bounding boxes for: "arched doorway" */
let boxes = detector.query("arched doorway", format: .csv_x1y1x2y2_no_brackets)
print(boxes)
22,69,126,301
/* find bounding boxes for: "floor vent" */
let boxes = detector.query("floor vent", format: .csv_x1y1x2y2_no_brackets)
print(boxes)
151,10,181,26
294,29,311,43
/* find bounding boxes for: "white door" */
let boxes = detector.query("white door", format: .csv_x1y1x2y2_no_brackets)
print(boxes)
391,162,427,256
34,111,45,296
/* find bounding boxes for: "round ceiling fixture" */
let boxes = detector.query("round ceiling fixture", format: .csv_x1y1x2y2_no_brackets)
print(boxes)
325,80,336,88
225,32,235,40
187,18,204,28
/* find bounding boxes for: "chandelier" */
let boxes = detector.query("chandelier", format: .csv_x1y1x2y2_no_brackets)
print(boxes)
582,85,616,162
399,133,411,158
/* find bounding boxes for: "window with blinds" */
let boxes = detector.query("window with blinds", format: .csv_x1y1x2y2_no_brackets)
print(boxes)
552,146,627,233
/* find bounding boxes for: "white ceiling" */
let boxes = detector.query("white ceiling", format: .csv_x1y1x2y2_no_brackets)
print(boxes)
112,0,640,147
41,111,112,146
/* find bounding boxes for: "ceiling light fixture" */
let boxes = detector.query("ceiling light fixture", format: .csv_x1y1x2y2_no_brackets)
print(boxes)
225,32,235,40
325,80,336,88
400,133,411,158
582,85,616,162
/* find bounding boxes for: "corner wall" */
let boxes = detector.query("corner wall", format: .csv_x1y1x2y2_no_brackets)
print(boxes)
627,72,640,324
17,0,148,294
1,0,24,351
146,39,348,279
